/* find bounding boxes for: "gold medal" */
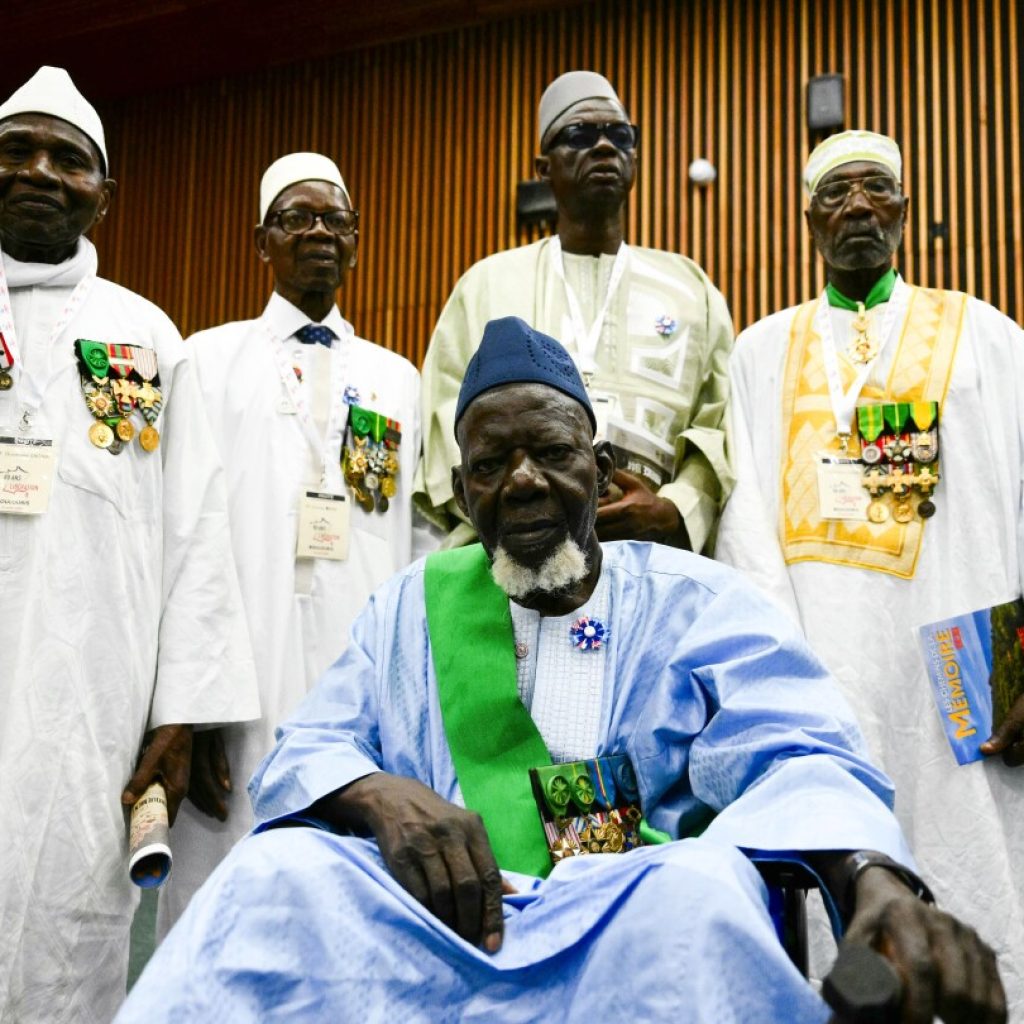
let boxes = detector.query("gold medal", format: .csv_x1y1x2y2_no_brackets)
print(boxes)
0,370,12,391
139,425,160,452
893,502,914,524
116,418,135,442
89,421,114,449
867,501,889,524
380,475,397,499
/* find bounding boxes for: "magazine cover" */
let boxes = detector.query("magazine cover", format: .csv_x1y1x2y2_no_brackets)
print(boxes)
917,597,1024,765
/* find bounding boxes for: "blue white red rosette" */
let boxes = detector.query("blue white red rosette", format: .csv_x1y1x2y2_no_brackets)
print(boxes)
343,385,361,405
654,314,677,337
570,616,608,651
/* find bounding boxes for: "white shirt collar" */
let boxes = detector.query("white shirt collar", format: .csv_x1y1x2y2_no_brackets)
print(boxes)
261,290,350,344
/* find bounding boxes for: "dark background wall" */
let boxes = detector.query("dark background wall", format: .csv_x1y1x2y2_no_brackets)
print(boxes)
7,0,1023,362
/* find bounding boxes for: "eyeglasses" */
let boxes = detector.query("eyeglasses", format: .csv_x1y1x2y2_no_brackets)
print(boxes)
545,121,640,153
270,208,360,235
812,175,901,210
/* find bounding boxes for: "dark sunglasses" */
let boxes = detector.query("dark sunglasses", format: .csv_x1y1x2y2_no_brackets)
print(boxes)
545,121,640,153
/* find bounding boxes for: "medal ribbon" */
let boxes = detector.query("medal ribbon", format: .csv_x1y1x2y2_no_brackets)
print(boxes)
882,402,910,434
0,251,96,431
266,320,353,490
424,543,553,877
910,401,938,431
815,277,905,442
549,236,630,379
857,404,885,442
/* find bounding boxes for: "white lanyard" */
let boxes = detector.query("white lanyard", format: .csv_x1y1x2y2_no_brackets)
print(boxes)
815,292,901,449
266,322,352,488
0,256,95,432
549,236,629,378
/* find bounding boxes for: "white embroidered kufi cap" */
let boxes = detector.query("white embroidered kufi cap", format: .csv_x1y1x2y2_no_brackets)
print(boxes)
259,152,350,222
803,129,901,195
0,66,108,171
538,70,622,145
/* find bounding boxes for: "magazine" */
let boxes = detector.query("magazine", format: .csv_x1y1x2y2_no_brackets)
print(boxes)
917,597,1024,765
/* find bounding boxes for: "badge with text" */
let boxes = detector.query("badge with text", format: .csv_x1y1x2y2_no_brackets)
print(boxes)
816,452,870,521
296,490,350,560
0,436,57,514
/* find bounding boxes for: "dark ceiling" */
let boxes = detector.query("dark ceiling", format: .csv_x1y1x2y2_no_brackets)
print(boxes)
3,0,573,102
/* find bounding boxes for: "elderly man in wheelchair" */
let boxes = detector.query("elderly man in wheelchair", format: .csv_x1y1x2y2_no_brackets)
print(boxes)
120,320,1005,1024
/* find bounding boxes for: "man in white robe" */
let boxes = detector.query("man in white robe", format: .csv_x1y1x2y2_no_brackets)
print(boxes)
157,153,422,935
416,70,732,554
121,318,1006,1024
716,129,1024,1012
0,67,258,1024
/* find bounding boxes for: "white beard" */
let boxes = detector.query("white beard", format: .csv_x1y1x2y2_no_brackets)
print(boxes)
490,537,589,600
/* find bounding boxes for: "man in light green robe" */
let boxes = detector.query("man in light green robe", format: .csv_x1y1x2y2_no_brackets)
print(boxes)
415,71,733,554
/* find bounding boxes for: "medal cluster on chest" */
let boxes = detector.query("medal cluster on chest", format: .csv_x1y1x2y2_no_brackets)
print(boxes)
342,402,401,514
856,400,940,523
74,340,162,454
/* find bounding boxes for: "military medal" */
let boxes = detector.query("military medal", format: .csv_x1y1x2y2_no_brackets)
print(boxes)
867,501,889,523
847,303,879,364
893,502,914,524
138,425,159,451
0,331,13,390
343,404,401,514
131,346,163,452
89,420,114,448
918,500,936,519
856,405,885,465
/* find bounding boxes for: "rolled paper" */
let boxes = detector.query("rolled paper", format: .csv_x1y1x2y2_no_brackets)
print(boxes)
128,781,172,888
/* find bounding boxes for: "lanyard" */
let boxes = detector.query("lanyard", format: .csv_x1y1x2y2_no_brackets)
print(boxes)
0,256,95,433
266,321,352,489
815,287,902,449
549,236,629,379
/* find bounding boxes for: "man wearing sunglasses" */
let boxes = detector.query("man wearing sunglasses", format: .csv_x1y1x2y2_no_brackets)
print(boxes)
156,152,422,938
717,129,1024,1013
416,70,733,557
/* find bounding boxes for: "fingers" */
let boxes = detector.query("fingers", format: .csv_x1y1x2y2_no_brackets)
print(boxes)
121,741,163,807
210,729,232,792
187,760,229,821
467,820,505,952
874,901,937,1024
931,916,1006,1024
980,695,1024,762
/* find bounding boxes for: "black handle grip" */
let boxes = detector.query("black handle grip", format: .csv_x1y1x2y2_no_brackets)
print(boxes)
823,944,903,1024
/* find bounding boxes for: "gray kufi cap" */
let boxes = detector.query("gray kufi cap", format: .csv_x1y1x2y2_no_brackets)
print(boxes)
537,70,622,145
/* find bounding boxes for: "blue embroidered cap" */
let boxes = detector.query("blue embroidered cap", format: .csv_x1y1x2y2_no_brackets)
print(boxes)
454,316,596,435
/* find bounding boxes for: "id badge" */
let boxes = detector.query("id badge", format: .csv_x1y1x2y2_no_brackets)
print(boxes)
815,452,869,521
0,435,56,515
297,490,350,560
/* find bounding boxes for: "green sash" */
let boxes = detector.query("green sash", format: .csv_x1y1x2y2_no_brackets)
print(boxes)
424,544,553,877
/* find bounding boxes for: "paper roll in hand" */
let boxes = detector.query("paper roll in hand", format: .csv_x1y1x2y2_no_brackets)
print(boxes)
128,781,172,888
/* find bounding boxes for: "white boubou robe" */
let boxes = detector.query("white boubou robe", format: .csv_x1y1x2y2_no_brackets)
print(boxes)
716,280,1024,1010
157,291,422,934
0,239,258,1024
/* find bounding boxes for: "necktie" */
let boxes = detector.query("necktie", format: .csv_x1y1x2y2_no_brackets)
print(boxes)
295,323,336,347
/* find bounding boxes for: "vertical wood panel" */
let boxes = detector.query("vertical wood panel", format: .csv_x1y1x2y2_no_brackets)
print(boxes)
89,0,1024,360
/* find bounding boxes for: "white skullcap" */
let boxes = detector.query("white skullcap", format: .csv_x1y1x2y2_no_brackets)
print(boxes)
0,66,107,171
259,152,350,222
803,130,901,195
538,70,622,145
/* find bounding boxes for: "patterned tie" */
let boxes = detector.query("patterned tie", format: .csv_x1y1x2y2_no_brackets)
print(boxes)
295,323,336,347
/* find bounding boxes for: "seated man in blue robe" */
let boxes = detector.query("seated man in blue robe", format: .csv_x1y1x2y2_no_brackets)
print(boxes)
120,318,1004,1024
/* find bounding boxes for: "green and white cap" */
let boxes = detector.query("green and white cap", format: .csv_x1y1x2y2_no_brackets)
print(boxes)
804,130,901,196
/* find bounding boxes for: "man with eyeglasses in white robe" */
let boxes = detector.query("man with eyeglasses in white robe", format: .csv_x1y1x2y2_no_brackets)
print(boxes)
157,153,422,936
716,129,1024,1013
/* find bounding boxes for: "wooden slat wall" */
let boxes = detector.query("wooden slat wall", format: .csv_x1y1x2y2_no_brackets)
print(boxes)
92,0,1024,363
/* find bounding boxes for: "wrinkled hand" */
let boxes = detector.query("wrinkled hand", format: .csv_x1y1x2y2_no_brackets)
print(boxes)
595,469,689,547
838,867,1005,1024
187,728,232,821
121,724,194,826
979,692,1024,767
316,773,506,952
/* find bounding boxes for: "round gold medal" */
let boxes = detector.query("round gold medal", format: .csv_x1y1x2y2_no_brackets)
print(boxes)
0,371,12,391
139,425,160,452
867,501,889,524
116,418,135,442
89,421,114,449
380,475,397,498
893,502,914,524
